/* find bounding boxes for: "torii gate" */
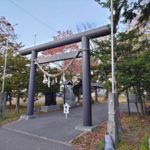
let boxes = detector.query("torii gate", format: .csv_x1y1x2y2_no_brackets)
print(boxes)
20,25,111,126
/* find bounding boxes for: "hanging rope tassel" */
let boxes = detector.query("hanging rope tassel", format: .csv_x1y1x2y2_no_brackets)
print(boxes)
47,76,51,87
43,74,48,84
55,78,57,83
51,79,55,85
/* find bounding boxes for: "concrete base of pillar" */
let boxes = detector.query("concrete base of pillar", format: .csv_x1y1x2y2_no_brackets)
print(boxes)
75,125,97,132
20,115,37,120
41,105,60,112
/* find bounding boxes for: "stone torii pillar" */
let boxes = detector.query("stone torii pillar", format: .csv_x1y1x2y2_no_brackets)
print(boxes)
82,36,92,126
27,50,37,116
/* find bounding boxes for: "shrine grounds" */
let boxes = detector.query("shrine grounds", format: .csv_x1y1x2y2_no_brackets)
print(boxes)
0,101,140,150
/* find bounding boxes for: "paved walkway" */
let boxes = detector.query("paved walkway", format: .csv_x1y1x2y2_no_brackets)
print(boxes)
0,103,136,150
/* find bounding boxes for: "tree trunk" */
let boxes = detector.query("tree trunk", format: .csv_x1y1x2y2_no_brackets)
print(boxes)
134,85,145,115
94,87,98,102
77,91,80,103
104,90,109,101
126,89,131,115
137,86,145,115
146,90,150,100
16,95,20,114
133,87,140,115
116,93,123,133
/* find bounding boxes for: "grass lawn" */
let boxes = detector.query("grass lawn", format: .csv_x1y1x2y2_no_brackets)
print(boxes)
0,99,47,127
72,113,150,150
0,105,26,127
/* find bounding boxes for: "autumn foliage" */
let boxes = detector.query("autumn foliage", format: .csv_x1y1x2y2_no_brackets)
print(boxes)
42,30,81,75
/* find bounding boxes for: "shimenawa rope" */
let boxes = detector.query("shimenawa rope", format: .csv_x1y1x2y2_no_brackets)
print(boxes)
35,51,81,78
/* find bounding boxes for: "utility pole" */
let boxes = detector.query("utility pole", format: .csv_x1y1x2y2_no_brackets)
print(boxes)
107,0,119,144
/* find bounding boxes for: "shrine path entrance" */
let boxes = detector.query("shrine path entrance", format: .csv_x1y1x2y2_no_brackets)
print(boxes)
1,103,137,150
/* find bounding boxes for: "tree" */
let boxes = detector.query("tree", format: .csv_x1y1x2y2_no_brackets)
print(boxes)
42,30,81,80
0,48,30,110
95,0,150,28
94,0,150,111
0,17,29,113
0,17,17,48
92,28,149,114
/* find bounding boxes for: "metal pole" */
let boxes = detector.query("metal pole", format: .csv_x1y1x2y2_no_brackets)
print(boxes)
64,85,66,104
111,1,115,94
27,50,37,116
107,0,119,143
82,36,92,126
1,40,8,93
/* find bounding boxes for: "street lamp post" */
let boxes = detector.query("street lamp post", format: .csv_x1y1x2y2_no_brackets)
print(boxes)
1,39,8,93
0,39,8,119
1,22,18,93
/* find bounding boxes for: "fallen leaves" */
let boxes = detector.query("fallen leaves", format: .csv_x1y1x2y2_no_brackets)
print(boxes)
72,113,150,150
72,122,107,150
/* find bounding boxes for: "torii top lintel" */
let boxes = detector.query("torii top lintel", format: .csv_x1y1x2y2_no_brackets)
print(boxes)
20,24,111,55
